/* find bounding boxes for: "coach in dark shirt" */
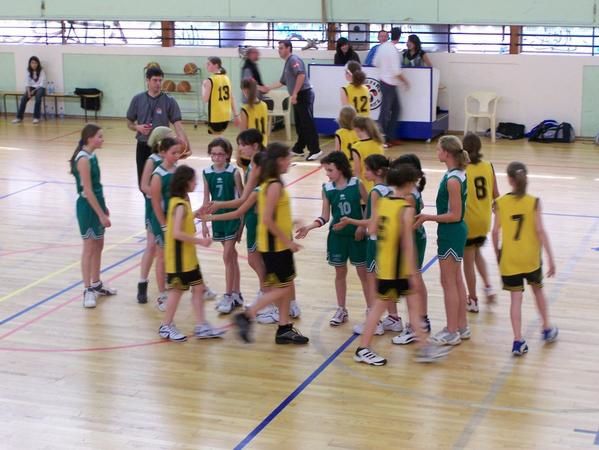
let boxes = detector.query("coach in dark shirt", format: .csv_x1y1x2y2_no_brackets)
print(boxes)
126,66,190,189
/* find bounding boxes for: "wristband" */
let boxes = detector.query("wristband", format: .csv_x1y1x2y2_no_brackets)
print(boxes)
314,216,327,227
161,225,167,232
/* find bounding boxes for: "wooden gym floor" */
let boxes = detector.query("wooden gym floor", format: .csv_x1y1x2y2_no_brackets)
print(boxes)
0,118,598,449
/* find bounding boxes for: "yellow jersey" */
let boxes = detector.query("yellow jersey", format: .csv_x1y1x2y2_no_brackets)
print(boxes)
343,83,370,117
465,160,496,238
334,128,359,161
208,74,232,123
376,197,411,280
350,138,384,193
165,196,199,273
496,193,541,276
257,178,293,253
241,101,269,146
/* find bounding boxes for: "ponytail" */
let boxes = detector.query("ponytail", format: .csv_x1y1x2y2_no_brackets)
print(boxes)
69,124,101,174
462,132,482,164
352,116,384,144
394,153,426,192
241,78,258,105
438,135,469,170
208,56,226,74
506,161,528,197
346,61,365,87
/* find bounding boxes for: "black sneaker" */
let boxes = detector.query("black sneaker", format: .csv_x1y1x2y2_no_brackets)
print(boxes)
233,313,253,343
137,281,148,304
275,326,309,345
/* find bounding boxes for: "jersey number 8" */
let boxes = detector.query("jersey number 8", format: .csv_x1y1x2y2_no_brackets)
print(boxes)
474,176,487,200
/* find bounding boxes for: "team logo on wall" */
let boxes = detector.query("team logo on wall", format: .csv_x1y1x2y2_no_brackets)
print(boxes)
365,77,382,110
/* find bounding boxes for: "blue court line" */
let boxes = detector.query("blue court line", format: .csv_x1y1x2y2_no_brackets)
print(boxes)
574,428,599,445
234,254,439,449
0,248,144,327
233,333,359,450
0,181,47,200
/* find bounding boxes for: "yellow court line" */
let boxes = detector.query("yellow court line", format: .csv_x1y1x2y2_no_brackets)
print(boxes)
0,229,146,304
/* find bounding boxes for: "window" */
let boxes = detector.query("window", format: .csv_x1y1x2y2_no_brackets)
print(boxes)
449,25,510,53
0,20,161,46
520,26,595,55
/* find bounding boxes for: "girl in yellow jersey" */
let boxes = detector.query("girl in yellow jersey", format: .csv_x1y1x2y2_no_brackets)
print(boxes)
202,57,239,134
463,133,500,313
334,105,359,160
239,79,269,145
158,165,226,342
340,61,370,117
233,143,309,345
353,164,450,365
350,116,384,193
492,162,558,356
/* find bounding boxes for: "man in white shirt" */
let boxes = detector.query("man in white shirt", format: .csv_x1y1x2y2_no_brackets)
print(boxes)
373,27,409,147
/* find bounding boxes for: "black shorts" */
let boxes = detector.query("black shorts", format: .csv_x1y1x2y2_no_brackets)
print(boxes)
377,278,410,301
167,266,203,291
208,121,229,133
136,141,152,190
466,236,487,248
261,250,296,288
501,267,543,292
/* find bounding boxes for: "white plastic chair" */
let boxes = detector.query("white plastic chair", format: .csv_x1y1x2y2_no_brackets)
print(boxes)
464,91,500,143
265,89,292,141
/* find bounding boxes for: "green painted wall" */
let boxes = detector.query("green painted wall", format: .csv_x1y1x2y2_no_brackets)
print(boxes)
1,0,598,25
0,52,17,113
581,66,599,136
62,53,289,119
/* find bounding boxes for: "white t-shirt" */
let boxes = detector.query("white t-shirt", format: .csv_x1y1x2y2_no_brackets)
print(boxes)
373,41,401,86
25,69,46,89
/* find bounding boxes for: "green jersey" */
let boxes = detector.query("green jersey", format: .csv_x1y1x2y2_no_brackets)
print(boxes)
73,150,103,199
366,183,392,219
145,153,163,200
323,176,363,237
151,164,176,214
411,187,426,241
203,163,238,214
436,169,467,220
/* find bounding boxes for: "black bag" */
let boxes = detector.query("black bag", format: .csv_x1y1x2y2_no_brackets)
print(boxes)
528,120,575,143
496,122,525,139
74,88,102,111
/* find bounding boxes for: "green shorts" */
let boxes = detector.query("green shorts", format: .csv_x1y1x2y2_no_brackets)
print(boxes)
76,195,107,240
212,218,241,242
144,197,153,231
502,267,543,292
437,222,467,261
245,211,257,252
149,214,164,248
366,238,377,273
167,266,203,291
415,231,427,270
327,232,367,267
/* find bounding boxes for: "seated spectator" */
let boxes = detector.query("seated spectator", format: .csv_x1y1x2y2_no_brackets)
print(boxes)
334,37,361,66
12,56,46,124
401,34,433,68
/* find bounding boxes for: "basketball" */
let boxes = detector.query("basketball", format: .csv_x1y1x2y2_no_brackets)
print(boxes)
176,80,192,92
183,62,198,74
145,61,161,70
162,80,176,92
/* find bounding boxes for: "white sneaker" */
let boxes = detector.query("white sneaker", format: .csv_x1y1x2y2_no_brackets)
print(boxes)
204,286,217,300
430,327,462,346
382,315,403,333
483,286,497,303
216,294,236,314
32,118,40,124
466,298,479,313
232,292,244,308
353,347,387,366
289,299,301,318
254,290,264,302
414,344,452,363
158,323,187,342
11,118,22,124
459,326,472,340
194,322,226,339
306,151,323,161
82,288,97,308
156,292,168,312
329,307,348,326
256,304,280,324
352,321,384,336
392,325,417,345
